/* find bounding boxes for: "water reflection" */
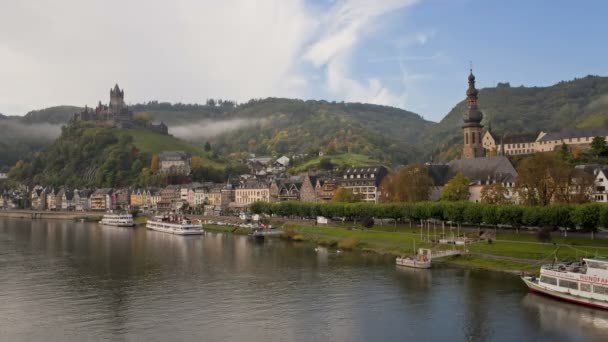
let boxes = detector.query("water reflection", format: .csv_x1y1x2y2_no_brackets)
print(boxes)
1,218,607,341
522,293,608,341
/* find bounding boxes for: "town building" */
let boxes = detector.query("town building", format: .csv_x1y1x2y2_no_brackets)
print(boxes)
61,189,75,211
72,84,168,134
158,151,192,175
91,189,112,211
75,189,91,211
593,168,608,202
483,128,608,156
31,187,47,210
338,166,388,203
316,180,338,202
300,174,320,202
235,181,270,206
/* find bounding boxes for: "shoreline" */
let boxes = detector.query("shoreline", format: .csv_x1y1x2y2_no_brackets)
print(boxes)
203,223,541,275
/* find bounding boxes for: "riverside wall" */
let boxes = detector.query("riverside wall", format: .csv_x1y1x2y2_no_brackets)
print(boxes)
0,210,103,221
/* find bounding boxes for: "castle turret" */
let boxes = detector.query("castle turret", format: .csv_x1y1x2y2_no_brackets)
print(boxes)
110,84,125,113
462,69,485,159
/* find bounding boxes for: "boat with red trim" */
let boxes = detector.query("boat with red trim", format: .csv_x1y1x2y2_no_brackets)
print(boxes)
522,257,608,310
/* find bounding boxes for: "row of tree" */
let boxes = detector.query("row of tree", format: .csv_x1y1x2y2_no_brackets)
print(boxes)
250,201,608,236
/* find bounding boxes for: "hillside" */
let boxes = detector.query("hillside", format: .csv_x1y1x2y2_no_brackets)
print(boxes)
8,122,225,188
1,98,433,168
426,75,608,160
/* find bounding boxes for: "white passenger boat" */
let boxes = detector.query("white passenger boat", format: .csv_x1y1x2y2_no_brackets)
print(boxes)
146,215,203,235
99,213,135,227
522,257,608,310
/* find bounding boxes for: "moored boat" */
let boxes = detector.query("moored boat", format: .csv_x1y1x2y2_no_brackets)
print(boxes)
99,212,135,227
522,257,608,310
146,215,203,235
396,248,432,269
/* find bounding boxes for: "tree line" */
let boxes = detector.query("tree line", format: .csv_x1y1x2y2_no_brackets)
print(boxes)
250,201,608,237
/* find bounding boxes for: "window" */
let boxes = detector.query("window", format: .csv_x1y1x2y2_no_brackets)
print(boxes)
465,133,469,145
472,133,476,144
478,132,481,143
580,283,591,292
559,279,578,290
540,275,557,285
594,285,608,295
587,261,608,270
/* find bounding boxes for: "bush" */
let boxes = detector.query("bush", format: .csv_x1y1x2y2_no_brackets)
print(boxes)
338,237,360,250
362,216,374,228
537,227,552,242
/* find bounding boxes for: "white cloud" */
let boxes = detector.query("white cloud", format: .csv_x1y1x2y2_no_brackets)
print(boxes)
303,0,418,108
0,0,420,115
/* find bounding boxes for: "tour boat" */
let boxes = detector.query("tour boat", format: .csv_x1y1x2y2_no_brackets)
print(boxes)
522,257,608,310
99,213,135,227
146,215,203,235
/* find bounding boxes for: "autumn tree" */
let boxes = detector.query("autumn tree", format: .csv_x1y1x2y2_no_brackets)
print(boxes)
481,183,509,204
380,164,434,202
441,173,470,201
515,153,573,206
332,187,363,203
150,155,159,173
134,112,152,125
191,156,204,169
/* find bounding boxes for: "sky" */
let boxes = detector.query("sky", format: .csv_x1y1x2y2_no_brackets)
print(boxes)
0,0,607,122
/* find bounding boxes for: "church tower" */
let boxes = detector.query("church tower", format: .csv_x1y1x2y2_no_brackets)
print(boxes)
462,69,485,159
110,84,125,113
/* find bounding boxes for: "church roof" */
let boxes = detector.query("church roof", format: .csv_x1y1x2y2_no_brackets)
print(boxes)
428,156,517,186
447,156,517,184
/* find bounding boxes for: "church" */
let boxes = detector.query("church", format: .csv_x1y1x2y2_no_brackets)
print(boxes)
72,84,168,135
426,70,518,202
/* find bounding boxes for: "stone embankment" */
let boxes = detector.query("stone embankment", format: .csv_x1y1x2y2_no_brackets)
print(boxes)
0,210,102,221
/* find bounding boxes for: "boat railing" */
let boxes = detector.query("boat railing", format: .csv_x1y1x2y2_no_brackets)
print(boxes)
541,263,585,274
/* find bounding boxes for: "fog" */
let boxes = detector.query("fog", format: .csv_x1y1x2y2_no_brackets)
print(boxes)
169,118,263,142
0,120,62,142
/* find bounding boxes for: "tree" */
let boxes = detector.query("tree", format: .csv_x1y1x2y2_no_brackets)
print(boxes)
191,156,204,170
591,136,607,158
481,183,509,204
380,164,434,202
332,188,363,203
150,155,159,173
204,141,211,152
441,173,470,201
557,142,570,160
515,153,570,206
134,112,152,125
572,203,600,239
319,157,333,170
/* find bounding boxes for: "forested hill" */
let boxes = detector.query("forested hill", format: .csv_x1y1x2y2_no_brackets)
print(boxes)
208,99,432,164
2,98,433,167
426,75,608,160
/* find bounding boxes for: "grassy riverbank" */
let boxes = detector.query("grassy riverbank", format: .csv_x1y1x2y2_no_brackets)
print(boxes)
204,224,252,235
278,223,608,274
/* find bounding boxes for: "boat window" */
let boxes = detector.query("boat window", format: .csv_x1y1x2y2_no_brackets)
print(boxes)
558,279,578,290
540,275,557,286
587,261,608,270
580,283,591,292
593,285,608,295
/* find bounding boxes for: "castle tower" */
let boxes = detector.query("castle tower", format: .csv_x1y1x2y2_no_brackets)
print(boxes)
462,69,485,159
110,84,125,113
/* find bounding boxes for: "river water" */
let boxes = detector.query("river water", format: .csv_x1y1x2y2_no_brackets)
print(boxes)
1,218,607,341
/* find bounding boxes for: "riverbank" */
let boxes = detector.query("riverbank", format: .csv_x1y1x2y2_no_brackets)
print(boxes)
270,222,608,274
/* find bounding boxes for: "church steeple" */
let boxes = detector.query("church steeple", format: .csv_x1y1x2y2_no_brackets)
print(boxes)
462,68,485,159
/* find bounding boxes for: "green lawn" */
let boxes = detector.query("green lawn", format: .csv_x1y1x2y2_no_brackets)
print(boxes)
120,129,224,168
439,255,538,273
289,153,379,173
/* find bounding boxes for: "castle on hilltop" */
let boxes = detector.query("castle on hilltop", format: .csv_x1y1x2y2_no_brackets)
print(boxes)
72,84,168,134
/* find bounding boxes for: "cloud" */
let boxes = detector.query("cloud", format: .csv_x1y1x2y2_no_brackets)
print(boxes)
0,0,420,115
0,121,62,142
303,0,419,108
170,118,263,141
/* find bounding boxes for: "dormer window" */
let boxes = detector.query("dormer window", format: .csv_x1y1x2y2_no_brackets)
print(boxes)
371,174,375,178
343,175,347,179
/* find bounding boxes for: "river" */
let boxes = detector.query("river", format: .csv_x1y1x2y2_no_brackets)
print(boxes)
1,218,607,341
